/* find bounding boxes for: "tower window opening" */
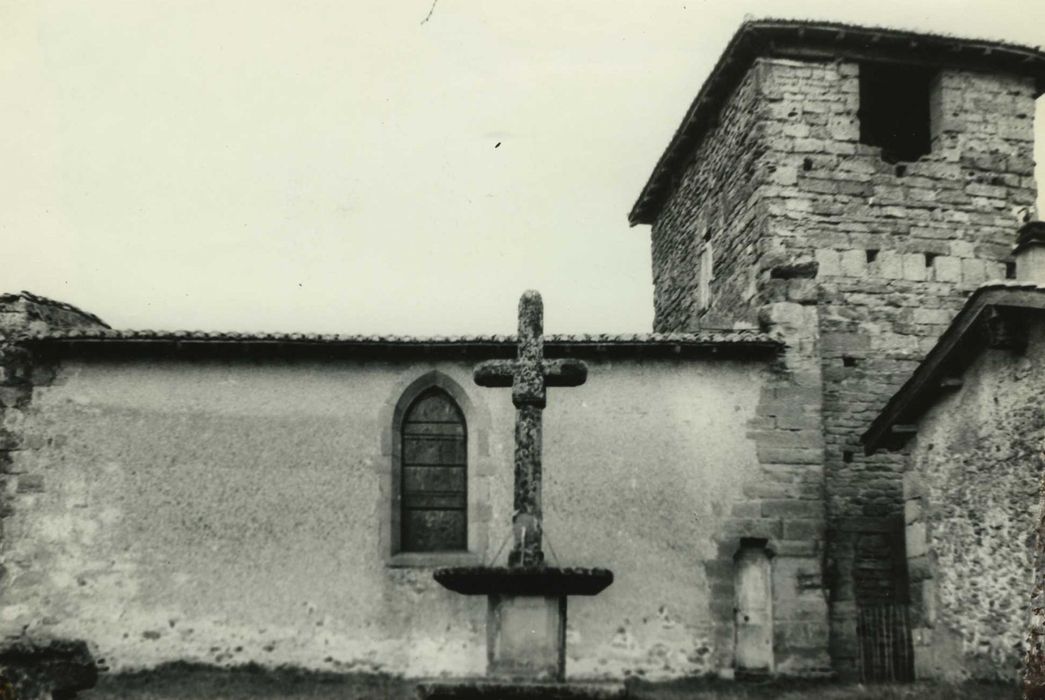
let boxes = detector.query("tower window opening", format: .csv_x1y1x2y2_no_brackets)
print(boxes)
1006,261,1017,279
697,240,714,311
858,63,934,163
924,253,938,268
866,249,879,264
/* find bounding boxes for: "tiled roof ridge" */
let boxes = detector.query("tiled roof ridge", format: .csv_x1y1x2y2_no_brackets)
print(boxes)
18,328,778,345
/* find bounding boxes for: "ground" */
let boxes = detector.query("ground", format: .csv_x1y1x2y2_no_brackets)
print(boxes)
76,667,1018,700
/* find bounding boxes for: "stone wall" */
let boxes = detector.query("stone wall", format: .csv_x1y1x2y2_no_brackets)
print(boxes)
0,292,108,338
648,54,1038,672
902,320,1045,681
760,59,1037,671
0,331,825,681
718,296,829,676
651,62,769,333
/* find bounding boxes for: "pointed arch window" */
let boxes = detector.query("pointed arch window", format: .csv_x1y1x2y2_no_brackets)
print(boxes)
399,388,468,552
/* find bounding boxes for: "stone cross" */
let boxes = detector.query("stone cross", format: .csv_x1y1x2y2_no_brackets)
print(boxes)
474,290,587,567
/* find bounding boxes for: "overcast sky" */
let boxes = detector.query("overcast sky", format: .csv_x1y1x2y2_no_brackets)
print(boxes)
3,1,1043,334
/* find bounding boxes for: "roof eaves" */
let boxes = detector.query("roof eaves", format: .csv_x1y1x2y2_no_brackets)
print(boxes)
19,328,781,348
861,282,1045,453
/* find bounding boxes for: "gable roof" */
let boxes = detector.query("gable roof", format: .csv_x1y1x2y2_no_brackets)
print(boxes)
629,19,1045,226
862,282,1045,453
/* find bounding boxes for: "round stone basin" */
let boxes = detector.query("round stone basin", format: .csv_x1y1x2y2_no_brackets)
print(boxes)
433,566,613,596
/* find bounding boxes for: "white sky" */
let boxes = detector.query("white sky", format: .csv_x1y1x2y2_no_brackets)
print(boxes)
2,1,1043,334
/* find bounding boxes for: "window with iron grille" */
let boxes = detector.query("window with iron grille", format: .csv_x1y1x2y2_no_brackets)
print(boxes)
399,388,468,552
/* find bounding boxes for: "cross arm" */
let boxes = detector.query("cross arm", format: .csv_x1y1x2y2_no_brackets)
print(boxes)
542,359,588,387
474,360,516,387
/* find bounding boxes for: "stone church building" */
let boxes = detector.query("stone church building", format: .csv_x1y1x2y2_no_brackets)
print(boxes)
0,19,1043,695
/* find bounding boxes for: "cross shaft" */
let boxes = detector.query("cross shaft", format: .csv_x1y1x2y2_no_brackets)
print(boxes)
473,290,587,567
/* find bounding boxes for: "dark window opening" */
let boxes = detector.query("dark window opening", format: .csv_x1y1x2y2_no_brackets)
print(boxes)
400,388,467,552
843,451,855,464
1006,261,1017,279
865,249,878,264
894,164,907,178
802,157,814,172
924,253,938,268
843,356,859,368
858,63,934,163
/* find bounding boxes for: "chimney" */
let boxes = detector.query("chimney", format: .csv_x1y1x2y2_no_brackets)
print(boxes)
1013,222,1045,284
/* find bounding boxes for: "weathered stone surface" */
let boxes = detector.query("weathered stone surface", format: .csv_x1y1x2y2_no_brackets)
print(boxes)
0,292,107,339
1026,470,1045,699
486,595,566,681
903,321,1045,681
471,291,588,568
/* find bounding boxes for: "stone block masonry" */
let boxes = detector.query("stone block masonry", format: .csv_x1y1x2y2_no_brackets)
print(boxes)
900,324,1045,681
763,61,1036,674
650,55,1037,673
0,294,108,698
651,64,768,333
703,297,830,677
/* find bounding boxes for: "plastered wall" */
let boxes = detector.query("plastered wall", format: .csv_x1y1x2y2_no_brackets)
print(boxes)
0,352,821,680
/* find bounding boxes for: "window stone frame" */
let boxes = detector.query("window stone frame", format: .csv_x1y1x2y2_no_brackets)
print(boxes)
379,369,493,568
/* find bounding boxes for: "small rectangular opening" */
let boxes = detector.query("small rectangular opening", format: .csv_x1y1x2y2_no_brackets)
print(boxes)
924,253,938,268
697,242,714,312
843,356,858,368
859,63,934,163
865,249,878,264
843,451,855,464
1006,261,1017,279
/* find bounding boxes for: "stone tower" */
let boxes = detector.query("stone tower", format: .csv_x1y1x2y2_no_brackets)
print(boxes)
630,20,1043,673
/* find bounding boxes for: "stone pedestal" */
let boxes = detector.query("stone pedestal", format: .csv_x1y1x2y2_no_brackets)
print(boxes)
421,566,618,699
488,595,566,680
417,680,626,699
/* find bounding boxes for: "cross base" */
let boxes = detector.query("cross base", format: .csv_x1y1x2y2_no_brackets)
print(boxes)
416,679,627,699
429,567,614,692
488,594,566,680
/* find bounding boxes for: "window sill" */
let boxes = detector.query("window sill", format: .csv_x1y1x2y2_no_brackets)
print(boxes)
387,551,482,569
